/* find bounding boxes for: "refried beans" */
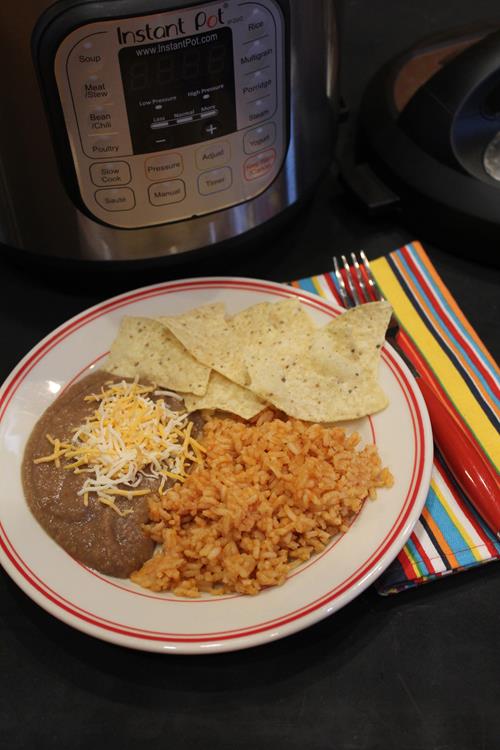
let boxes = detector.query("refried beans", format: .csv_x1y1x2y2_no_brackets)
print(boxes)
22,370,202,578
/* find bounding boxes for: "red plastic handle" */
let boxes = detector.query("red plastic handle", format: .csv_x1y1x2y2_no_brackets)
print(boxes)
417,378,500,538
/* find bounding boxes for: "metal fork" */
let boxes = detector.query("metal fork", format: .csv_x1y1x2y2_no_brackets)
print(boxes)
332,251,500,540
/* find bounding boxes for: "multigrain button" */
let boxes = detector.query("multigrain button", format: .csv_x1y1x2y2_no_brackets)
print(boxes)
198,167,233,195
95,187,135,211
244,122,276,154
244,148,276,181
148,179,186,206
145,153,183,181
196,141,230,170
90,161,131,187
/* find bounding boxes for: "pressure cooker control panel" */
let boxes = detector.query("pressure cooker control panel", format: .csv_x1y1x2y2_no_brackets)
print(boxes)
52,0,287,228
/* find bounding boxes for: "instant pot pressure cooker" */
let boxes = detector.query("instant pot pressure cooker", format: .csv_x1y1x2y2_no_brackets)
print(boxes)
0,0,338,262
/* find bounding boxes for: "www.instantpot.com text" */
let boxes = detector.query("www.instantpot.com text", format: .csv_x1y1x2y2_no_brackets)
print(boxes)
133,32,220,57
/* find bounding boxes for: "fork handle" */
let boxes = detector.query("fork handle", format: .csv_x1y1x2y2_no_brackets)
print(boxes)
417,378,500,538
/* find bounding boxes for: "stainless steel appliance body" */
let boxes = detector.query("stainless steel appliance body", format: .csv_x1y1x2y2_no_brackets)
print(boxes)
0,0,338,262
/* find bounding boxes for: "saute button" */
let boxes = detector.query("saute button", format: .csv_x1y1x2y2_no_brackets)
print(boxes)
95,187,135,211
148,179,186,206
196,141,230,170
145,153,183,181
198,167,233,195
90,161,131,187
244,122,276,154
244,148,276,181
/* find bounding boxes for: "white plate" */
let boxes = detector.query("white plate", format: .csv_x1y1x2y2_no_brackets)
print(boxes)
0,277,433,654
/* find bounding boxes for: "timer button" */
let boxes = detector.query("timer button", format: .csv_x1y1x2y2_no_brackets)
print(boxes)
196,141,231,171
148,179,186,206
198,167,233,195
145,153,183,181
244,149,276,181
90,161,131,187
244,122,276,154
95,187,135,211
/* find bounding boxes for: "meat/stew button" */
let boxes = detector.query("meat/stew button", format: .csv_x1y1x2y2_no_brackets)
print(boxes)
244,148,276,181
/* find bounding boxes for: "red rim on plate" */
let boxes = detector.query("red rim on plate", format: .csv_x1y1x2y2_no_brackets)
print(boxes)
0,278,433,653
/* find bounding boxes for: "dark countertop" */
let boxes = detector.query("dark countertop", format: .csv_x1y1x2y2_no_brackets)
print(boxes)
1,2,499,749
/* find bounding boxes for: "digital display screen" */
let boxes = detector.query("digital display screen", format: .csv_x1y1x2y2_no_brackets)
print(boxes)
119,28,236,154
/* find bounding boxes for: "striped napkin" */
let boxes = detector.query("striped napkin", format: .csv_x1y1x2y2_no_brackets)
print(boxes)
291,241,500,593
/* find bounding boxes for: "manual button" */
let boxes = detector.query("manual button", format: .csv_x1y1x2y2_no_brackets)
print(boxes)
198,167,233,195
196,141,231,170
90,161,131,187
95,187,135,211
148,179,186,206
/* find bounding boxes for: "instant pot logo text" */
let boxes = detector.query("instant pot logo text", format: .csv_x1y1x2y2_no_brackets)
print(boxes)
117,8,225,45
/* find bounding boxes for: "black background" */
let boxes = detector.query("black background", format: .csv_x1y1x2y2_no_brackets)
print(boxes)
1,2,500,749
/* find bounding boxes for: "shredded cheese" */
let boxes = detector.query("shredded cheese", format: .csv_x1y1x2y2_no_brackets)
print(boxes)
34,379,204,515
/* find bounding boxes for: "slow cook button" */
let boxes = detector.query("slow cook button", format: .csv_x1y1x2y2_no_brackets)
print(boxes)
148,179,186,206
198,167,233,195
90,161,131,187
244,148,276,181
145,153,183,181
95,187,135,211
244,122,276,154
196,141,231,170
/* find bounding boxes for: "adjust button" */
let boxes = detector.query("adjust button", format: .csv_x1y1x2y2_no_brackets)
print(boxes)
90,161,131,187
198,167,233,195
145,153,183,181
95,187,135,211
148,179,186,206
244,122,276,154
196,141,230,171
244,148,276,181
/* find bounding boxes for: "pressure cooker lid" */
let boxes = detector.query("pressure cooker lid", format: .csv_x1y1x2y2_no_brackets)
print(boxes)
342,21,500,266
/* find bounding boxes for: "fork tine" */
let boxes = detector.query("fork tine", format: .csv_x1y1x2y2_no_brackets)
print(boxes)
350,252,369,303
333,256,353,308
341,255,362,307
360,250,385,302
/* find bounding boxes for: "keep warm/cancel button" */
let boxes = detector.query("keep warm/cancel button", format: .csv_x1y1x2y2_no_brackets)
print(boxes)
244,148,276,181
148,179,186,206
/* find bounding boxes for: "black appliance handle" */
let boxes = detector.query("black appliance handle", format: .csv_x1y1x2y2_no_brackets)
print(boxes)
399,29,500,176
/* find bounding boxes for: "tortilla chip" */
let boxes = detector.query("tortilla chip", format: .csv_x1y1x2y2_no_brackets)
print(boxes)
245,339,388,422
103,316,210,395
159,304,248,386
322,301,393,378
183,371,266,420
230,298,315,347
